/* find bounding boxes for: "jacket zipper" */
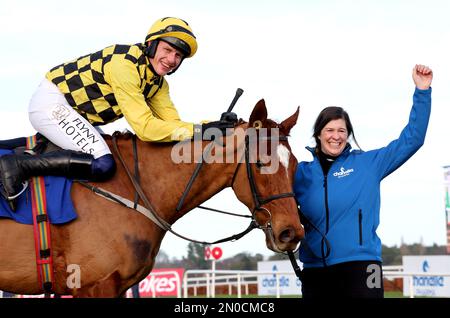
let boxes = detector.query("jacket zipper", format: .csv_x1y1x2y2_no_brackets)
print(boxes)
323,175,330,234
321,174,330,266
358,209,363,245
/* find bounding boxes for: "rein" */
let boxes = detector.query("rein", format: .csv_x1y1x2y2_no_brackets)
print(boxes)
173,130,297,242
286,211,332,283
107,133,258,245
99,129,296,246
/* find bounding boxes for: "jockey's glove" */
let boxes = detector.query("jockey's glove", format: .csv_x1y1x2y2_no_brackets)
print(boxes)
193,121,235,141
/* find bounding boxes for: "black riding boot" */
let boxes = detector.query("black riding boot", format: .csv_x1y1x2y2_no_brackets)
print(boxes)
0,150,94,211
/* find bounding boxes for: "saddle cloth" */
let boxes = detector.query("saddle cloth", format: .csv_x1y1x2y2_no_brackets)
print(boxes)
0,149,77,225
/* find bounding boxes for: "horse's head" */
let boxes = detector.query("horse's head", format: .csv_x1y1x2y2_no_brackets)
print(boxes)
230,99,304,252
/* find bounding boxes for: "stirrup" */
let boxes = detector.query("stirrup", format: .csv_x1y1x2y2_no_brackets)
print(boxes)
7,181,29,200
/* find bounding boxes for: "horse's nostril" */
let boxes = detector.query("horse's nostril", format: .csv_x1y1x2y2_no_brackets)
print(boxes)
279,228,295,243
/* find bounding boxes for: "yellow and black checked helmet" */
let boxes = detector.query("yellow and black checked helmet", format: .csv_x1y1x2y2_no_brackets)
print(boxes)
145,17,197,58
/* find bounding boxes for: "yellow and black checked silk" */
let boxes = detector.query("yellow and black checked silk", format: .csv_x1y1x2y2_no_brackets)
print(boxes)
46,44,163,125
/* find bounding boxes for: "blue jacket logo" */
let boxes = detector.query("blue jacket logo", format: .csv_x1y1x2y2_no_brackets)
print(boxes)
333,166,354,178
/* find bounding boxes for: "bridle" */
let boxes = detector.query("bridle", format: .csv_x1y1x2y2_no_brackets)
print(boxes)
176,129,306,282
228,134,295,237
173,129,296,245
242,134,295,212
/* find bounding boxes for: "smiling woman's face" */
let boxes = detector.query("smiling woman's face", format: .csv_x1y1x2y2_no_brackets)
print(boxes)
319,118,348,156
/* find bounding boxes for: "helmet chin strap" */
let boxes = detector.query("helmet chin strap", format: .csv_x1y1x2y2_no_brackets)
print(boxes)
144,40,159,58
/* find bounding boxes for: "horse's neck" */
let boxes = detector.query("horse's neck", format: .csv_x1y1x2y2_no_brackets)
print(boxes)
130,139,237,224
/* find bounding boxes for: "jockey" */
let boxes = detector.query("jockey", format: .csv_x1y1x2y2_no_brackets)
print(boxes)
0,17,236,211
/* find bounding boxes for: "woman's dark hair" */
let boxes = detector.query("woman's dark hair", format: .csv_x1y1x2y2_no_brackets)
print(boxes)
313,106,361,152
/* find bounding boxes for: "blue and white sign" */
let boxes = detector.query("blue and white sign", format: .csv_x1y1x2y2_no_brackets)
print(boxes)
257,260,302,296
402,255,450,297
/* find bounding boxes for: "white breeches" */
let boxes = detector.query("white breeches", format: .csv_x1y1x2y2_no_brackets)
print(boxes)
28,79,111,159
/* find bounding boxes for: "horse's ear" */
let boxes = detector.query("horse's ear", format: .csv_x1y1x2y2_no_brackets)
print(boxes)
249,99,268,126
280,106,300,135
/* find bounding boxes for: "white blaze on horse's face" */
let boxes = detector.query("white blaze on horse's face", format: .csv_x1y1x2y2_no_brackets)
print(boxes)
277,145,290,173
260,143,291,175
254,127,292,175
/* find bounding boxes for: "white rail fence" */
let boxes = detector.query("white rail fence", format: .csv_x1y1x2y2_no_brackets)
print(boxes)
2,266,449,298
183,269,296,298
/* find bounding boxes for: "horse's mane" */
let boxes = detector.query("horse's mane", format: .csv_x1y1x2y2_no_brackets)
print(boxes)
102,130,134,141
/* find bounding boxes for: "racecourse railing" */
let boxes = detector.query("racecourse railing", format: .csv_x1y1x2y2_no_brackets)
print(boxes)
183,268,450,298
2,267,450,298
183,269,299,298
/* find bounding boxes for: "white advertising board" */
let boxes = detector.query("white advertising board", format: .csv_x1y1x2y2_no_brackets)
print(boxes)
257,260,302,296
402,255,450,297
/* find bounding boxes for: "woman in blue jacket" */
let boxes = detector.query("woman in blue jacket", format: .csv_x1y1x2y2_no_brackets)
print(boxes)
294,64,433,298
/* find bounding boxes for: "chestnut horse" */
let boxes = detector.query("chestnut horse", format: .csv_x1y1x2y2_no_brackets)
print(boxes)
0,99,304,297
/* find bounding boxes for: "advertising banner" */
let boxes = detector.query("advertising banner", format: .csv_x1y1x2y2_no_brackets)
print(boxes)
403,255,450,297
257,260,302,296
127,268,184,298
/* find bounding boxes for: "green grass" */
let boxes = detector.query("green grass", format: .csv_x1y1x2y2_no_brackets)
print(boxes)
384,291,405,298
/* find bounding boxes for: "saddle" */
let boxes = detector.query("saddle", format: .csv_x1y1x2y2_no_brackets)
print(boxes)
0,134,77,224
0,133,61,154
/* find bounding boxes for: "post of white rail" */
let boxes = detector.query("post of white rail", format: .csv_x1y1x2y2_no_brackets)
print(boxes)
206,273,210,298
211,260,216,298
237,273,242,298
183,272,188,298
